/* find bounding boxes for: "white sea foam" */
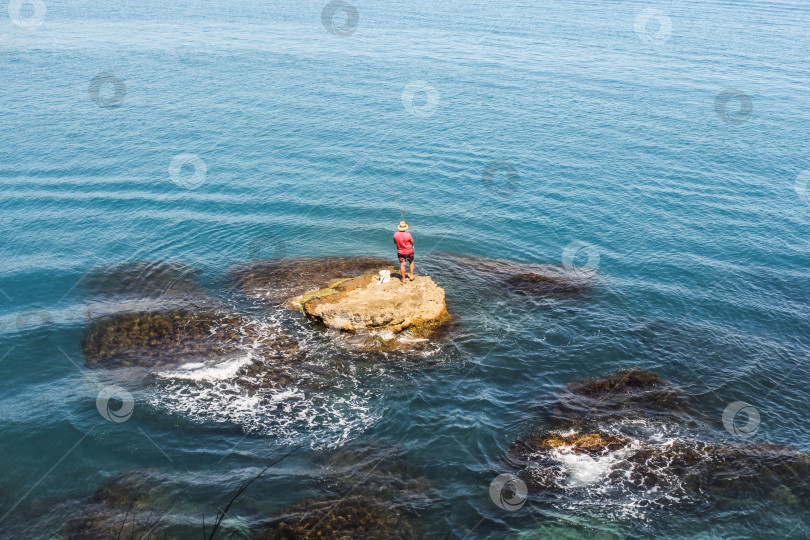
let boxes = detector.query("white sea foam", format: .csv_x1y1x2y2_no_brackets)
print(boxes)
147,376,380,449
551,442,637,487
156,353,255,382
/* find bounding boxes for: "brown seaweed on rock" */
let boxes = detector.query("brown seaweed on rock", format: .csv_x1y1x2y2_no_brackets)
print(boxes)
507,370,810,502
617,439,810,498
549,369,693,428
506,272,587,296
257,496,423,540
82,308,300,372
259,440,434,540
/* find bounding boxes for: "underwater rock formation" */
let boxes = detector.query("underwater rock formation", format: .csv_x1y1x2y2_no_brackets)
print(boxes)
259,440,433,540
66,470,176,539
506,272,587,296
83,260,202,300
257,496,422,540
549,369,691,428
508,370,810,500
231,257,393,306
82,309,299,371
433,252,592,298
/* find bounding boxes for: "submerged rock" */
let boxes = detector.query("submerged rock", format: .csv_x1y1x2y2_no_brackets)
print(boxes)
506,272,587,296
565,369,675,397
82,309,299,371
259,440,433,540
550,369,690,428
509,370,810,501
82,260,207,309
231,256,393,306
621,439,810,496
433,252,591,298
66,470,176,540
257,496,422,540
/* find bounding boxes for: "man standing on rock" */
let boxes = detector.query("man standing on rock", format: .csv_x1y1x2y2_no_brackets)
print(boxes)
394,221,415,283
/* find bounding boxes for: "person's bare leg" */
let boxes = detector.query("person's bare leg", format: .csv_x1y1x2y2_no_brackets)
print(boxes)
400,260,407,282
409,260,415,280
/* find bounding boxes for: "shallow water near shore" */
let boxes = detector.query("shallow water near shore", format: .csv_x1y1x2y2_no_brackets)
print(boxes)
1,0,810,538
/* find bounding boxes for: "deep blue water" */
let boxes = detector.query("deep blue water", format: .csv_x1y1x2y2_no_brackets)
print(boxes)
1,0,810,538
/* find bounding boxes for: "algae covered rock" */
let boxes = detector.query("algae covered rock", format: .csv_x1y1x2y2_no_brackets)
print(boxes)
82,308,299,369
257,496,422,540
82,260,202,301
259,440,433,540
506,272,587,296
507,370,810,500
550,369,690,428
514,431,629,457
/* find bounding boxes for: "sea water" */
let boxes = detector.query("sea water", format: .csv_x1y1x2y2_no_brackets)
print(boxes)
1,0,809,537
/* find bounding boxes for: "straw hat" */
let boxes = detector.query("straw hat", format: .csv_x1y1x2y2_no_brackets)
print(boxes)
397,221,409,231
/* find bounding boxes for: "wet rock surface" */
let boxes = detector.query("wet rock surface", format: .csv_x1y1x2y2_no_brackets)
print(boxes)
232,256,455,351
515,432,629,456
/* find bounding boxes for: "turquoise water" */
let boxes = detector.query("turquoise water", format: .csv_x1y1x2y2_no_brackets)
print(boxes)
1,0,810,537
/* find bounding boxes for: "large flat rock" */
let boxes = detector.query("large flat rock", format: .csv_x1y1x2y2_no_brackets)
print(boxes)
302,273,449,334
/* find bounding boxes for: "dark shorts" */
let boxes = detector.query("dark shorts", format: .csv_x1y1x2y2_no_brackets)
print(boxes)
398,252,414,263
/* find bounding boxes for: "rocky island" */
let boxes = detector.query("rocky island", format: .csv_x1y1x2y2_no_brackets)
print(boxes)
233,257,454,350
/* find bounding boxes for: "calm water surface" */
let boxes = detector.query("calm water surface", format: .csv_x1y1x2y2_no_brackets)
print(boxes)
1,0,809,538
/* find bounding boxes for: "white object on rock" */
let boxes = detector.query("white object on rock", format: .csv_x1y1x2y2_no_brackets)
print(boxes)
377,269,391,284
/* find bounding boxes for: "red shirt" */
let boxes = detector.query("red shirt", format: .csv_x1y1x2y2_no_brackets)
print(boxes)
393,231,414,254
